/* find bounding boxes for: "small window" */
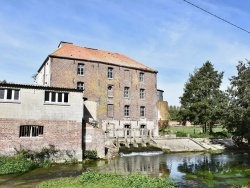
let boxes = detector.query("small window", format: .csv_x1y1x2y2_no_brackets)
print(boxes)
64,93,68,103
124,124,131,136
140,124,146,136
58,93,62,102
14,90,19,100
124,87,130,98
44,91,69,103
108,67,113,79
45,91,50,102
0,89,20,101
7,89,12,100
140,72,144,82
140,89,145,99
0,89,5,99
19,125,44,137
107,85,113,97
78,64,84,75
140,106,145,117
124,105,130,117
77,82,84,90
51,92,56,102
107,104,114,118
124,70,130,80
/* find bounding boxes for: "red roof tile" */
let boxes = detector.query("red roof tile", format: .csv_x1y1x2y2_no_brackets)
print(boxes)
50,43,157,72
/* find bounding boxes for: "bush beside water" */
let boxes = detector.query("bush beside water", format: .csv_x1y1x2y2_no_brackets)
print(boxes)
0,145,64,175
0,155,37,175
37,171,175,188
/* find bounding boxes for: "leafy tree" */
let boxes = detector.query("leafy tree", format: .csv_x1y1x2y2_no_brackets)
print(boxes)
168,105,181,121
225,60,250,143
179,61,226,133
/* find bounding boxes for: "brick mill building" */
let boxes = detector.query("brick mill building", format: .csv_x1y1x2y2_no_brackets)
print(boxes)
0,41,163,160
35,42,159,147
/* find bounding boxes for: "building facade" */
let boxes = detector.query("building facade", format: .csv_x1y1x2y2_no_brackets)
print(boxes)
35,42,159,145
0,82,105,159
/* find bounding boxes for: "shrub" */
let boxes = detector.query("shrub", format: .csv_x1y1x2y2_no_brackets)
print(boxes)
176,131,187,137
84,150,97,159
0,155,37,175
0,145,59,175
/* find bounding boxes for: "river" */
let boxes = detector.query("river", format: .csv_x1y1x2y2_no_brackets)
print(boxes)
1,151,250,187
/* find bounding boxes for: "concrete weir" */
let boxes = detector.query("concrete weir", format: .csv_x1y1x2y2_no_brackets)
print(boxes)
153,137,236,152
154,138,206,152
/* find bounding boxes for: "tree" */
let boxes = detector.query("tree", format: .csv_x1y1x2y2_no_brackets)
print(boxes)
179,61,226,133
0,80,7,84
225,60,250,143
168,105,181,121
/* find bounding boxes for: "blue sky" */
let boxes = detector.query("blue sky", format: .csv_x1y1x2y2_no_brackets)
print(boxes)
1,0,250,106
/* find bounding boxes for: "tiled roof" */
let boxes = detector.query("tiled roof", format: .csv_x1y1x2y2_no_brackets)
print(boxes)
50,43,157,72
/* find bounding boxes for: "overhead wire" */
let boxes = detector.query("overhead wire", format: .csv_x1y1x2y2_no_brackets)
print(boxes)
183,0,250,34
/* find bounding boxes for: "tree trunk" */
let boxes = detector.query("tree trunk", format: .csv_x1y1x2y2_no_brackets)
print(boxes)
209,123,213,134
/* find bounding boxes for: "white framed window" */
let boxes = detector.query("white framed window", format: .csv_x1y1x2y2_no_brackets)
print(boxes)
140,106,145,117
19,125,44,137
124,105,130,117
108,67,113,79
140,89,145,99
140,72,144,82
124,87,130,98
0,89,19,101
78,64,84,75
45,91,68,103
77,82,84,90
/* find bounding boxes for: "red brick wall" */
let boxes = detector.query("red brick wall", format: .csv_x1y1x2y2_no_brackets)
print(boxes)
0,118,83,159
50,57,158,123
84,123,105,158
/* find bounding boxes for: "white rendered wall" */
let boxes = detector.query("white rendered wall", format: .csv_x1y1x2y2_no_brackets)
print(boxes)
0,87,83,122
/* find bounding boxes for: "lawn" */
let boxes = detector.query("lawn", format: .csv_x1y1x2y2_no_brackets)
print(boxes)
166,125,231,138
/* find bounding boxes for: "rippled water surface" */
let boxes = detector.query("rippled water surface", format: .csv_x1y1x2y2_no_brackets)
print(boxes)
1,152,250,187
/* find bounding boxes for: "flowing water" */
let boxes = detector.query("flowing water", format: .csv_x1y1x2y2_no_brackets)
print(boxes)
1,152,250,187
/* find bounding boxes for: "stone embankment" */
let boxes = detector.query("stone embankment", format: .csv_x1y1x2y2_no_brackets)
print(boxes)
154,137,236,152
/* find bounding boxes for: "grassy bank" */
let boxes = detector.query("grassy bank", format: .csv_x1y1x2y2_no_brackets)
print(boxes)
166,125,231,138
37,171,175,188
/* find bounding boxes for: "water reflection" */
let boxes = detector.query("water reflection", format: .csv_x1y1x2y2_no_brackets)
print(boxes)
1,152,250,187
96,155,165,177
93,152,250,187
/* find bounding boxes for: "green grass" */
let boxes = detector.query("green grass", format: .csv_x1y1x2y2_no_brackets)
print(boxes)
167,126,231,138
37,171,175,188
